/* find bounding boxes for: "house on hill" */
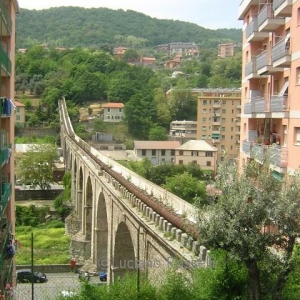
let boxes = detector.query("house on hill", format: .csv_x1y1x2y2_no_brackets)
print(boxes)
102,102,124,122
14,100,25,123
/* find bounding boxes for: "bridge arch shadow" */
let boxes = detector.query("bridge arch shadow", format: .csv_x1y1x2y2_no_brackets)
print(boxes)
113,222,136,281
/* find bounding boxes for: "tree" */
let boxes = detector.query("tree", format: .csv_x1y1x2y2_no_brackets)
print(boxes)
16,144,58,190
148,126,167,141
197,158,300,300
163,172,206,204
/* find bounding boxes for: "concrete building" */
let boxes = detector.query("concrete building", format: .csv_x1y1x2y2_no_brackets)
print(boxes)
14,100,25,123
218,42,235,58
169,120,197,141
196,88,242,164
133,141,180,165
0,0,19,292
102,103,124,123
174,140,218,174
238,0,300,178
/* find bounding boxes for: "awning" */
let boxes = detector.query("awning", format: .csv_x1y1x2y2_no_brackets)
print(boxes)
212,133,220,138
272,171,283,181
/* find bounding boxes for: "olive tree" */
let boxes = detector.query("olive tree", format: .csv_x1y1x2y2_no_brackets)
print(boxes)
197,158,300,300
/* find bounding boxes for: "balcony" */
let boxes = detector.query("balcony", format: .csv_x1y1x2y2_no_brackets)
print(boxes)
273,0,292,17
272,36,291,68
0,183,12,217
254,97,268,113
258,4,285,32
213,102,221,108
242,140,253,157
257,50,283,75
238,0,260,20
245,59,261,79
212,130,220,135
252,144,265,161
212,121,220,126
244,101,255,114
0,147,10,168
0,45,11,74
0,2,12,34
246,16,269,42
267,146,288,168
270,94,289,112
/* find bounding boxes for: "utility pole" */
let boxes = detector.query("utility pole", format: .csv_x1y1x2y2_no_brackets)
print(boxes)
31,232,34,300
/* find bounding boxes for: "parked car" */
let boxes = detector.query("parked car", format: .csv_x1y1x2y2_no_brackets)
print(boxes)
99,271,107,282
16,269,47,283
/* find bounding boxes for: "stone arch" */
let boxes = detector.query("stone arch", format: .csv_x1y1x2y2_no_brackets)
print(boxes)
113,222,135,280
94,192,108,271
84,176,93,239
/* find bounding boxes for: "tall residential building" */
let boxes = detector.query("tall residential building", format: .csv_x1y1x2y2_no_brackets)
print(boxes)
197,88,242,164
218,42,235,58
0,0,19,292
238,0,299,179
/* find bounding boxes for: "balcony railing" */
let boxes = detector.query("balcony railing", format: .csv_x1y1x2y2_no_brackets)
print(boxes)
245,59,257,76
270,94,289,112
254,97,268,113
246,17,258,39
273,0,286,9
273,0,292,16
0,45,11,74
0,222,12,265
0,2,12,33
0,183,12,217
244,102,255,114
272,37,291,66
258,4,272,27
0,147,10,168
252,144,265,161
242,140,253,156
267,146,288,168
257,51,270,71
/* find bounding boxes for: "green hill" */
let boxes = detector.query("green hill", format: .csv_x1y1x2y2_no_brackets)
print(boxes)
16,7,242,49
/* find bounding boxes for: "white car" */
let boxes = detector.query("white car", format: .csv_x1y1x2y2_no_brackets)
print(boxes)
61,291,77,298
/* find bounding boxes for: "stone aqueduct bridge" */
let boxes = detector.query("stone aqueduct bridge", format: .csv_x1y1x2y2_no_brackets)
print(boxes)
59,98,211,284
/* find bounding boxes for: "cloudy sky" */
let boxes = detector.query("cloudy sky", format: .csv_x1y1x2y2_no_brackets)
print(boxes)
18,0,242,30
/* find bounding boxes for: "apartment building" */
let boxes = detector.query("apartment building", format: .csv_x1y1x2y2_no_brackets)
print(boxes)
14,100,25,123
218,42,235,58
196,88,242,164
169,120,197,142
0,0,19,293
102,103,124,123
238,0,300,178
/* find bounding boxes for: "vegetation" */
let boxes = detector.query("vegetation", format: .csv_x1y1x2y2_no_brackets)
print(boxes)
197,158,300,300
15,143,59,190
16,7,241,50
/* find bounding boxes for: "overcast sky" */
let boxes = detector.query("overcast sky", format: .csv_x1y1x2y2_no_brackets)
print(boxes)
18,0,242,30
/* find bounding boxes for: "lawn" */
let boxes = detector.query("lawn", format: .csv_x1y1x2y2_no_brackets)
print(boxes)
15,225,71,265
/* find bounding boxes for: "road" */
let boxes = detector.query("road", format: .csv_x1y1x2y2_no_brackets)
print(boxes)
14,272,104,300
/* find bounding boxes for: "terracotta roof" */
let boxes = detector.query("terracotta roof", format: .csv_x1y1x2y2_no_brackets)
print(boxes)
134,141,180,150
176,140,218,151
14,100,25,107
102,103,124,108
142,57,156,61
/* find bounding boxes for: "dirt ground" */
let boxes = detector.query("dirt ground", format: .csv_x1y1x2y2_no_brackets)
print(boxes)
79,103,102,121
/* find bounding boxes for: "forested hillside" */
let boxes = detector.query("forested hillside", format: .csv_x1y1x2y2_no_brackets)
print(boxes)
16,7,242,49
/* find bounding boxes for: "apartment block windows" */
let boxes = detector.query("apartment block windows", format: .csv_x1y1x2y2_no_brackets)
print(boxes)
179,150,184,155
222,109,226,114
171,150,175,156
107,108,111,112
221,127,225,131
192,151,198,156
222,118,226,123
203,100,207,105
295,128,300,146
206,161,212,167
205,151,213,157
142,150,146,156
203,109,207,114
202,126,207,131
152,150,156,156
202,117,207,122
201,135,206,140
222,100,226,105
161,150,166,156
297,67,300,85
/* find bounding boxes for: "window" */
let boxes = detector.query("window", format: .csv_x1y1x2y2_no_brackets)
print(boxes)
221,145,225,150
222,118,226,123
297,67,300,85
231,135,233,139
202,117,207,122
221,135,225,140
201,135,206,140
205,151,213,157
295,128,300,146
161,150,166,156
222,109,226,114
16,115,20,121
16,107,20,112
232,109,234,114
142,150,146,156
203,100,207,105
152,150,156,156
222,100,226,105
119,108,122,112
221,127,225,131
206,161,212,167
107,108,111,112
171,150,175,156
192,151,198,156
232,101,234,105
162,158,165,162
179,150,183,155
202,126,207,131
221,156,224,162
202,109,207,114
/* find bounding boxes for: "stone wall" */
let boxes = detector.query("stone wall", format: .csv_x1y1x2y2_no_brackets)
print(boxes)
15,189,63,201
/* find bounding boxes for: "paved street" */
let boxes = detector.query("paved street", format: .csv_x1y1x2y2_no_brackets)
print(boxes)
14,272,104,300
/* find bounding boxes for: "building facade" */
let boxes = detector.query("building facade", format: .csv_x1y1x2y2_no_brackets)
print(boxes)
133,141,180,165
169,120,197,141
238,0,300,178
174,140,218,174
218,42,235,58
102,103,124,122
14,100,25,123
196,88,242,164
0,0,19,293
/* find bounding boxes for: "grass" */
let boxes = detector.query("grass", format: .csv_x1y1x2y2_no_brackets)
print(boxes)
16,225,71,265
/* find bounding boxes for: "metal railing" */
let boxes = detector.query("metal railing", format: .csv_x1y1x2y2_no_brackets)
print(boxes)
270,94,289,112
245,59,257,76
246,16,258,39
273,0,288,10
242,140,253,156
244,102,254,114
0,44,11,74
272,37,291,63
0,1,12,33
0,183,12,217
258,3,273,27
257,51,270,70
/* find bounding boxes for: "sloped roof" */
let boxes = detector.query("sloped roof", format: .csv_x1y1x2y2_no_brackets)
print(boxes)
14,100,25,107
176,140,218,152
102,103,124,108
134,141,180,150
